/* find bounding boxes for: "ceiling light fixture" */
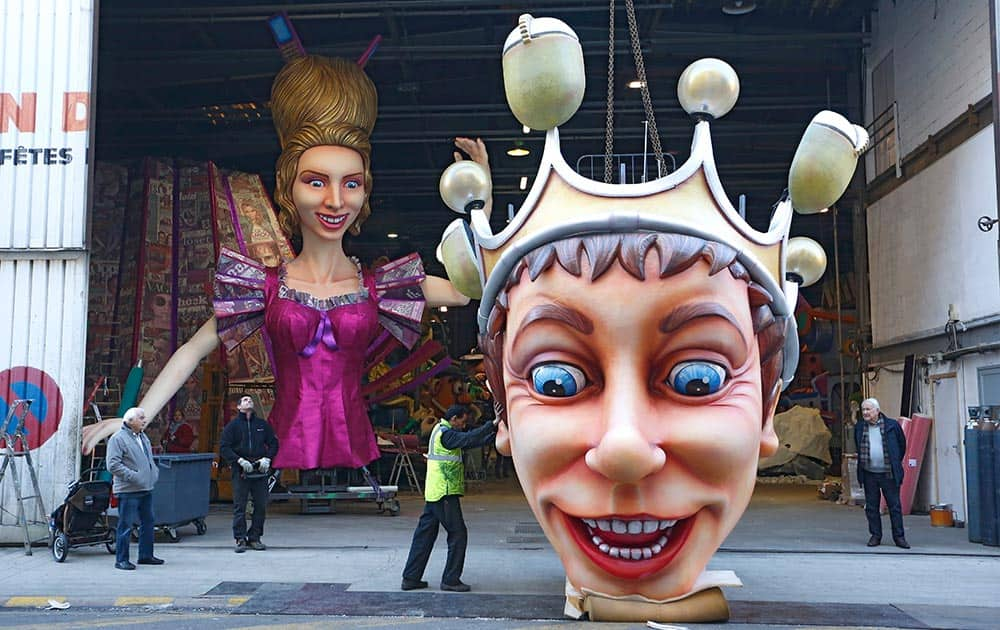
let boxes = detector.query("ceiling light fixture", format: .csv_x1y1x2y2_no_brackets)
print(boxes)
506,141,530,157
721,0,756,16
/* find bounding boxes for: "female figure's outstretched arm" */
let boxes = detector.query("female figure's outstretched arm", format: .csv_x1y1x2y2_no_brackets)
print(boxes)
81,317,220,454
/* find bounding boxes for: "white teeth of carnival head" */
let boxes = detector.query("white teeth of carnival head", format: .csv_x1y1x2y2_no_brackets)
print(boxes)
582,518,676,533
582,516,677,561
588,534,670,561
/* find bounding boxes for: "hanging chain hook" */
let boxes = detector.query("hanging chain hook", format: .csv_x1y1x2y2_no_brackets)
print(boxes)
604,0,616,183
624,0,665,178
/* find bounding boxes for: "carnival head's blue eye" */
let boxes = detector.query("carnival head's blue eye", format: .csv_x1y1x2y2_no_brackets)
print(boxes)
530,363,587,398
667,361,727,396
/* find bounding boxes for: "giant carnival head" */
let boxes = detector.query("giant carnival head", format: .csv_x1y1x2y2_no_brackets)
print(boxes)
270,55,378,238
437,14,867,622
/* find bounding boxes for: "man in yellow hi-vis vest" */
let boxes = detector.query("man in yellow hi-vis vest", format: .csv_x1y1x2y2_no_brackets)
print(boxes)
401,404,497,592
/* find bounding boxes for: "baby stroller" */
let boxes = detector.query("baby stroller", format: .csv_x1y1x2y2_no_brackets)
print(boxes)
48,468,115,562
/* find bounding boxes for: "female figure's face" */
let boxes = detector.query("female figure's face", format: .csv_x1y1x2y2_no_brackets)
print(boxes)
291,145,366,242
495,256,777,601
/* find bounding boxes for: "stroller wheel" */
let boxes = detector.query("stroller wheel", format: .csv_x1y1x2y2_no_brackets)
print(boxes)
52,532,69,562
105,539,115,554
195,519,207,536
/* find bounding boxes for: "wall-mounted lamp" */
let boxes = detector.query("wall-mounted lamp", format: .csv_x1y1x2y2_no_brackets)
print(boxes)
522,125,531,134
386,232,399,238
519,176,528,190
627,79,646,89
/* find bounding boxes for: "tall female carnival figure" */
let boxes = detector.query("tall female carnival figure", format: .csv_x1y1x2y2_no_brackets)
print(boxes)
82,55,488,477
436,14,867,624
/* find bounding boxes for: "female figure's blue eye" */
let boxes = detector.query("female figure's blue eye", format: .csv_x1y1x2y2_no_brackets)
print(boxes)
530,363,586,398
308,179,324,188
345,180,360,189
667,361,727,396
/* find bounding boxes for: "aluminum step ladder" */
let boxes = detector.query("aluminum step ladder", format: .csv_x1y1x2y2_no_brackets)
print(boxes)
0,399,49,555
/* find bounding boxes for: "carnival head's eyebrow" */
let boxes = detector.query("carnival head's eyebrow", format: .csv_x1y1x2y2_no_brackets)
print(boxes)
659,302,747,346
519,303,594,335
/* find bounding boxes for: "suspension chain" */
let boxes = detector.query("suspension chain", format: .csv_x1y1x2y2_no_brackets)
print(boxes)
604,0,616,183
624,0,665,177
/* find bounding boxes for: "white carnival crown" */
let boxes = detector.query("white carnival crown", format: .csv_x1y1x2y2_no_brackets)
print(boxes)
438,15,868,386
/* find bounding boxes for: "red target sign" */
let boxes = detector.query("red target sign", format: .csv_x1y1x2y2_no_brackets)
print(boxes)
0,366,63,450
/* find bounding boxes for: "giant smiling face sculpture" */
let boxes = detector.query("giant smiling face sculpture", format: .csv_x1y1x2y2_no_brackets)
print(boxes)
480,233,784,607
435,20,861,619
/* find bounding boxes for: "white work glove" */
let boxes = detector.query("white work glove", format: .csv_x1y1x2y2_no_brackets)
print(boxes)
257,457,271,473
237,458,254,474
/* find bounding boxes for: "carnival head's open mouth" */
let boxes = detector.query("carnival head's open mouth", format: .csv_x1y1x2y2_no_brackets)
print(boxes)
563,510,694,580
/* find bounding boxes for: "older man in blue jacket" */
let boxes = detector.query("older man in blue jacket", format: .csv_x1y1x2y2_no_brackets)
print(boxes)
854,398,909,549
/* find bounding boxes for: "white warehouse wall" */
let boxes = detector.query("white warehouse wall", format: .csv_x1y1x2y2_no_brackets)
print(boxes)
866,0,992,163
867,126,1000,346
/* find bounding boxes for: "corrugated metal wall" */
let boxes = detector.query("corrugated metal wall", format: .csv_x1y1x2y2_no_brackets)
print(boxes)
0,0,96,542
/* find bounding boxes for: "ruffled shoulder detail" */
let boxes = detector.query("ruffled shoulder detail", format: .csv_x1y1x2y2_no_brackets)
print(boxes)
213,248,268,351
373,253,426,349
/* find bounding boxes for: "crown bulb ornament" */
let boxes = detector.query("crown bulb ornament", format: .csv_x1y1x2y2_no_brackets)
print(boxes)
501,14,586,130
785,236,828,287
439,160,491,214
788,111,870,214
677,58,740,119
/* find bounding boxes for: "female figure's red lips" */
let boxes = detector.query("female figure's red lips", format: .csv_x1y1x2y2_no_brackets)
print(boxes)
562,511,694,580
315,212,349,231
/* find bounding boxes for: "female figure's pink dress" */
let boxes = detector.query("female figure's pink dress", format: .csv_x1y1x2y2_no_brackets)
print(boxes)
212,248,425,469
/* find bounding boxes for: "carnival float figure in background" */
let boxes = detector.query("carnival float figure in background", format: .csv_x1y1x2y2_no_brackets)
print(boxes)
82,55,489,478
436,13,866,624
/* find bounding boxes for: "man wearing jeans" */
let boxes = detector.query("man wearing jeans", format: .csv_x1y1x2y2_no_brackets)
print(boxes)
401,405,497,592
106,407,164,570
854,398,909,549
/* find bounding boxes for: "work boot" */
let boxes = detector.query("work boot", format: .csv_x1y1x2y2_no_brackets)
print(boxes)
866,535,880,547
893,537,911,549
401,578,428,591
248,540,267,551
137,556,165,565
440,580,471,592
235,539,247,553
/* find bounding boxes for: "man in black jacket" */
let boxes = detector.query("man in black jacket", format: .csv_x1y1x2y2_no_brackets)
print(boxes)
220,396,279,553
854,398,909,549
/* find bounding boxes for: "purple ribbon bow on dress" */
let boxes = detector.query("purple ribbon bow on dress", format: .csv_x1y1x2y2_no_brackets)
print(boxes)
299,311,339,357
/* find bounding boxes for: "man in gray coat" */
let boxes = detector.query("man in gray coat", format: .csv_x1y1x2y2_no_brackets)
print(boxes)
106,407,164,570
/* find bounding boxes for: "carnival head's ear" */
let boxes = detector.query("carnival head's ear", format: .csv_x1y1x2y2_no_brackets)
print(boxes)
270,55,379,238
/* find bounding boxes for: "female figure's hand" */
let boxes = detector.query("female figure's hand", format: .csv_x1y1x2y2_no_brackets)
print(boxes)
81,417,122,455
454,137,490,170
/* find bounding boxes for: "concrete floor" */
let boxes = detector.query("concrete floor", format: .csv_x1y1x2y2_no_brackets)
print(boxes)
2,478,998,628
